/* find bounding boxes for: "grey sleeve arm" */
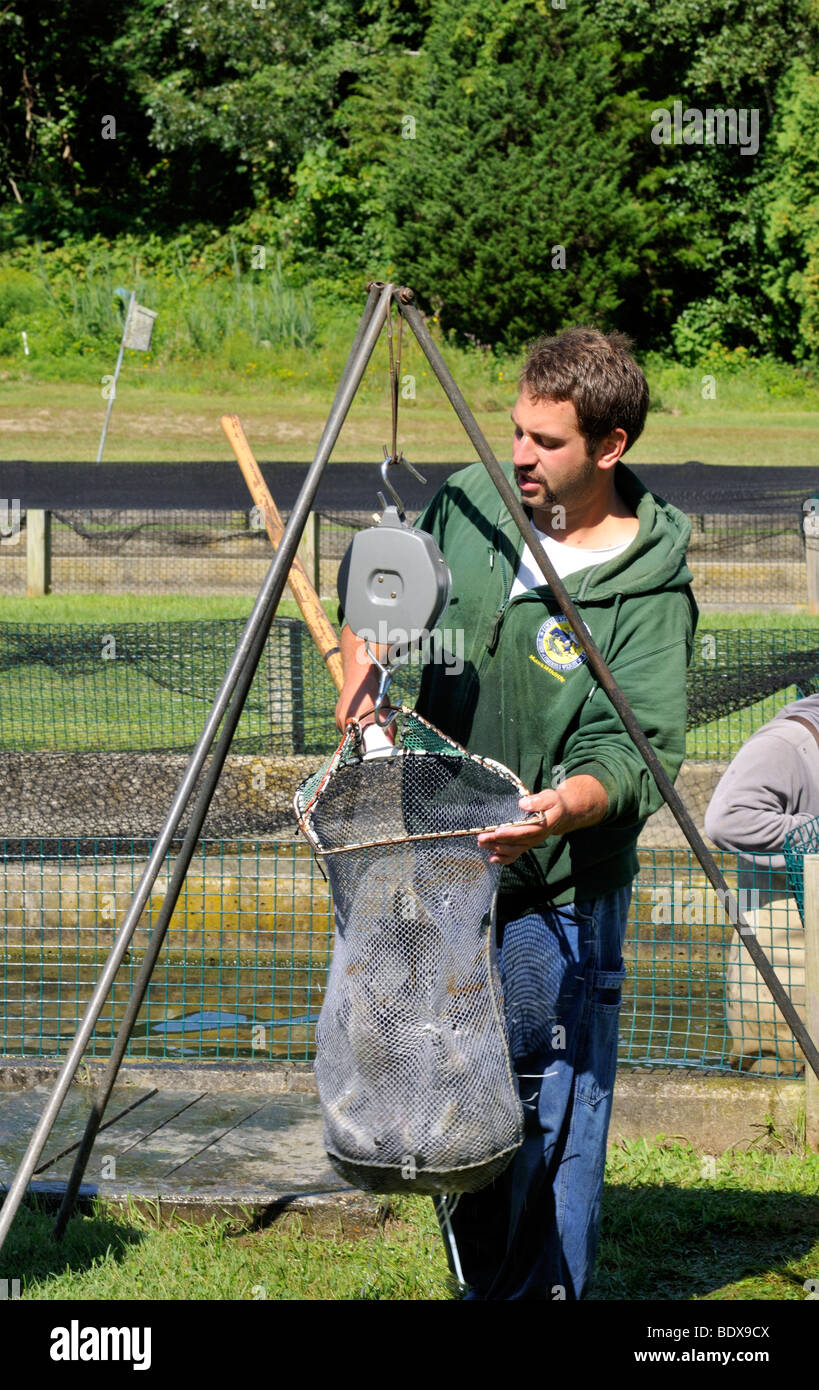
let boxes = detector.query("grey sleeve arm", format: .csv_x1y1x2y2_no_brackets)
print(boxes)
704,727,817,862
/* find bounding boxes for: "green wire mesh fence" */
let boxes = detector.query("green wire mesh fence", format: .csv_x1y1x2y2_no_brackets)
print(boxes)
0,617,335,755
0,840,807,1077
1,620,818,761
1,619,816,1078
0,839,330,1064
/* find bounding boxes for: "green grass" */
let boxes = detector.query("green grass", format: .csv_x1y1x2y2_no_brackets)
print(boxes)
595,1138,819,1301
3,1139,816,1300
1,346,818,467
694,612,815,630
2,242,817,465
1,595,812,628
1,376,817,467
0,594,306,624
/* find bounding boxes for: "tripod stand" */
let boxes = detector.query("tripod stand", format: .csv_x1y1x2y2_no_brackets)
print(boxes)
1,279,816,1257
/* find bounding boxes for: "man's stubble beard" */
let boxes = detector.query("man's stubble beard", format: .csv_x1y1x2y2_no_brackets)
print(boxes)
535,451,600,519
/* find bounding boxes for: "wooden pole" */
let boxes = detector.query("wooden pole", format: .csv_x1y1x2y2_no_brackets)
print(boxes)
805,508,819,615
804,854,819,1150
26,508,51,596
221,414,343,691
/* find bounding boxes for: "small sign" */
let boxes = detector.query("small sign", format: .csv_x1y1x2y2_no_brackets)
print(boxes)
123,303,157,352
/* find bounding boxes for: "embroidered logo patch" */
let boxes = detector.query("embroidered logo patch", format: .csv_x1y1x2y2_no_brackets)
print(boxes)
535,615,588,674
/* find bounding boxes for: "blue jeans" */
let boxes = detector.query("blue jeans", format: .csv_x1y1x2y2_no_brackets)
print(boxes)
445,883,632,1301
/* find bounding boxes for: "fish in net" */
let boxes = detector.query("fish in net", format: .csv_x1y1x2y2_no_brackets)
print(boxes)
294,709,529,1194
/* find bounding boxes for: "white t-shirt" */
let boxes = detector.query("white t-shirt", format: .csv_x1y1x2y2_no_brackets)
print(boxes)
509,523,632,598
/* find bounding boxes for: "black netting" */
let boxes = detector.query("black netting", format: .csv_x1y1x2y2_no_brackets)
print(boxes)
3,459,816,602
294,711,527,1193
687,629,819,728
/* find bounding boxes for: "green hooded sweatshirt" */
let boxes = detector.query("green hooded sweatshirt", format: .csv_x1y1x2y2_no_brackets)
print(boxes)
413,458,699,907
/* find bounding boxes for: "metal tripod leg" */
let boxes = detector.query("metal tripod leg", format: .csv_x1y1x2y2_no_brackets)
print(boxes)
432,1195,467,1292
0,281,394,1255
396,288,819,1082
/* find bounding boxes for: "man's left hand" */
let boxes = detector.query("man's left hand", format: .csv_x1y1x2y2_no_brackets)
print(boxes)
477,774,609,866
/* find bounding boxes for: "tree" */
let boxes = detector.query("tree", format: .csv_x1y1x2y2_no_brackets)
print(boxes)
373,0,656,347
595,0,819,358
763,61,819,359
0,1,147,242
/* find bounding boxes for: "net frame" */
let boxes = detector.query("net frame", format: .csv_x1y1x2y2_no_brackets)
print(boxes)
294,708,532,1194
295,707,533,854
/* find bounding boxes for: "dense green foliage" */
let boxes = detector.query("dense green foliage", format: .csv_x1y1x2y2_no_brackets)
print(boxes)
0,0,818,360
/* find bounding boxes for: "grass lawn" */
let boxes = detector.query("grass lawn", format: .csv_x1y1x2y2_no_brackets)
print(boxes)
3,1139,816,1301
0,594,814,628
1,372,818,468
0,593,278,624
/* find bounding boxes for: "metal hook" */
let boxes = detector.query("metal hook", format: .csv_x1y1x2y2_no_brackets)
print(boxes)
379,447,427,521
365,640,401,727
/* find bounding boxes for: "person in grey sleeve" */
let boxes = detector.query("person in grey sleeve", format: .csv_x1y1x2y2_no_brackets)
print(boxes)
704,694,819,1072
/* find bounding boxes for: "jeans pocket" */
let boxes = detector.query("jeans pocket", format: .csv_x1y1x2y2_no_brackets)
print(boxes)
575,995,623,1108
593,962,627,1007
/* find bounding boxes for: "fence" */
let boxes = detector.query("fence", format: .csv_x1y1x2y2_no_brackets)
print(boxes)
1,619,818,764
0,840,807,1077
1,609,817,1079
2,502,816,608
0,617,334,756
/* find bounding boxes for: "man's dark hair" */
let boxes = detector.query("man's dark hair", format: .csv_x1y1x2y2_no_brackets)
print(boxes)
518,326,649,455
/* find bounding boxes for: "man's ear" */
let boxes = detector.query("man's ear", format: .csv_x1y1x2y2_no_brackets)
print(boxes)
595,427,628,471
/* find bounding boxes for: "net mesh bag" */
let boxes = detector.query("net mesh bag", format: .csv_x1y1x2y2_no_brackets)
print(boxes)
783,813,819,925
294,709,528,1194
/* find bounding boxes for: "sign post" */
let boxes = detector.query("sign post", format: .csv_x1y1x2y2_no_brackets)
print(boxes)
96,288,157,463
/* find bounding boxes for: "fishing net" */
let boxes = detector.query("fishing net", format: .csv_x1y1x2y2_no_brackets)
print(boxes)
294,708,528,1194
783,813,819,925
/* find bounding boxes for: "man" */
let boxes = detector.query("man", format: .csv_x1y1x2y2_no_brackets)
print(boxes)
335,326,697,1299
704,694,819,1073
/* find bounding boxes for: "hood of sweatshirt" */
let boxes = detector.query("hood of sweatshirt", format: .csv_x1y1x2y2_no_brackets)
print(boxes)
489,457,695,603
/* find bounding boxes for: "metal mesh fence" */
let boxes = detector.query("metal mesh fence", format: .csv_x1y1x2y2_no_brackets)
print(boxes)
0,510,275,595
685,627,819,761
325,509,811,607
0,839,806,1077
784,813,819,924
0,503,811,606
0,617,337,756
0,839,330,1063
684,511,805,606
1,620,817,764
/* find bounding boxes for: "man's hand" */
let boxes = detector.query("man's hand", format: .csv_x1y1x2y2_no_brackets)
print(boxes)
334,623,393,736
477,774,609,865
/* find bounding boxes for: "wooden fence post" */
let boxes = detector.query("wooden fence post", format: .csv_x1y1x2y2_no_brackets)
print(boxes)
288,621,306,755
805,506,819,615
804,853,819,1151
297,511,321,597
26,509,51,596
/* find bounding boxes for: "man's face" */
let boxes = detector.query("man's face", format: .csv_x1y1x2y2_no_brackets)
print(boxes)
511,392,603,520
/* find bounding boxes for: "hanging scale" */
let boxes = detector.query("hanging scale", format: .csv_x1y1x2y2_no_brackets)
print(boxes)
337,304,451,723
